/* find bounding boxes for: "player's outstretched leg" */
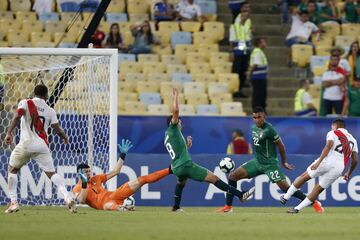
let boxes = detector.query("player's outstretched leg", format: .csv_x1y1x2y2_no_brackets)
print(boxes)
46,172,77,213
5,166,20,213
287,184,325,214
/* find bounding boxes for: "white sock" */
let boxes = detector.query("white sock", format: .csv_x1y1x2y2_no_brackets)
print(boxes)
295,197,313,211
50,174,71,200
8,173,18,203
284,184,298,200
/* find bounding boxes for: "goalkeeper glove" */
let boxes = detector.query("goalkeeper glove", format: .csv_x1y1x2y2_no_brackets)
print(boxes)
118,139,133,160
78,169,88,189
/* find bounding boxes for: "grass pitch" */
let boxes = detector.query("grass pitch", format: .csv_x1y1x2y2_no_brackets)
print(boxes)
0,206,359,240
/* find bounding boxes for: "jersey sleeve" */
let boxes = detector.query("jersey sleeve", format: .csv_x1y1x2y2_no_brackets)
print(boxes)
50,109,59,125
252,52,263,65
269,126,280,142
326,131,336,142
17,99,28,115
96,174,107,183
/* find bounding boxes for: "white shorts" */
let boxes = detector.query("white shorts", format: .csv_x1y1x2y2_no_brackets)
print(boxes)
306,159,343,189
9,140,55,172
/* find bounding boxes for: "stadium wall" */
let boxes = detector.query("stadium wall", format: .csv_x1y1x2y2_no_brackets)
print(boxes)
0,154,359,206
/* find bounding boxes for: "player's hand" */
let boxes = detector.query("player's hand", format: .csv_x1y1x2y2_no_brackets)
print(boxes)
118,139,133,154
78,169,88,184
62,136,69,144
4,133,13,145
344,172,351,181
187,136,193,148
310,161,320,170
283,162,295,170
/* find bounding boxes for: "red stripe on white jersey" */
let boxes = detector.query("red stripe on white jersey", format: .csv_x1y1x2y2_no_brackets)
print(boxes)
333,129,351,167
27,99,48,146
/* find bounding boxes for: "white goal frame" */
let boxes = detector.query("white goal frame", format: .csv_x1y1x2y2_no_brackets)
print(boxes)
0,47,119,191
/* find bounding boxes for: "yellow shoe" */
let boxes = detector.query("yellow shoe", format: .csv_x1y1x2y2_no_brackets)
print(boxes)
215,205,233,213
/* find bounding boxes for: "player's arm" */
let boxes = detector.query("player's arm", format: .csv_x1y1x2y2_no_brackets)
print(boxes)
4,110,24,145
51,123,69,144
105,139,133,181
75,170,88,204
76,187,88,204
322,76,345,87
344,151,358,181
171,88,180,125
276,139,294,170
311,140,334,170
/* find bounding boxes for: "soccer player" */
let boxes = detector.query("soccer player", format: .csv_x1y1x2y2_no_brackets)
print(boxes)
4,84,76,213
217,106,323,213
284,118,358,214
73,139,170,211
165,88,254,212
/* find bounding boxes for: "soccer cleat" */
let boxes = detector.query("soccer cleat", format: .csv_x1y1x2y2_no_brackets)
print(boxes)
171,206,184,212
280,195,288,205
4,202,19,214
312,200,324,213
65,198,77,213
287,208,299,214
215,205,233,213
240,187,255,203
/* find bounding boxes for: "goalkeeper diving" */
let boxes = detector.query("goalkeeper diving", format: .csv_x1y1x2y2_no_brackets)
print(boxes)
73,139,170,210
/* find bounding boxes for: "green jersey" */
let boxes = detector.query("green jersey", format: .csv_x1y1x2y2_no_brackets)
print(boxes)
164,122,191,169
348,86,360,116
251,122,280,164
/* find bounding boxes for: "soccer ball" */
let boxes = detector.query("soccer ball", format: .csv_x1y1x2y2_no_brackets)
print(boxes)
122,196,135,211
219,157,235,173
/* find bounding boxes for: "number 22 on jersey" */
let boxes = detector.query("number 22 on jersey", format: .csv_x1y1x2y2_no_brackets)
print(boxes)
164,135,176,160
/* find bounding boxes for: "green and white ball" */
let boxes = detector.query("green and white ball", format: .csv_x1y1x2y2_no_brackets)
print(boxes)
219,157,235,173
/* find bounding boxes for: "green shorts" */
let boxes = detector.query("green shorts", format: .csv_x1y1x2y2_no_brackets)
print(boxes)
172,161,208,182
242,159,286,183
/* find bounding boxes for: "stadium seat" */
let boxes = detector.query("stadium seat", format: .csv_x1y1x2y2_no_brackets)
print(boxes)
39,13,60,23
0,0,8,11
53,32,77,44
210,52,231,67
0,11,14,20
308,84,321,99
175,44,197,63
153,31,171,46
106,13,128,23
203,21,225,41
136,81,160,93
22,20,43,33
221,102,246,116
143,62,166,75
193,73,216,83
218,73,239,93
118,22,132,33
10,0,31,11
124,101,147,114
310,56,329,70
82,12,94,21
0,41,9,47
179,104,195,115
184,82,205,95
31,32,52,44
60,12,82,23
196,104,219,115
315,46,331,56
6,30,29,45
0,19,21,33
172,73,193,84
335,36,357,48
58,42,77,48
123,31,135,45
59,2,80,12
118,92,138,111
107,0,126,13
118,54,137,64
320,22,340,37
291,44,313,68
208,82,229,97
33,42,56,48
137,54,160,63
189,63,212,75
15,11,37,22
193,32,217,45
148,104,170,115
341,23,360,37
160,82,182,96
171,31,192,48
198,44,220,55
152,45,173,55
213,63,233,75
129,13,149,23
180,22,201,32
312,66,327,77
119,81,136,92
127,0,150,14
45,21,67,33
147,73,170,83
98,21,110,32
158,21,180,33
312,35,333,47
197,0,217,14
120,62,142,74
125,73,145,83
185,93,209,105
186,52,208,66
210,93,232,109
161,54,182,65
167,64,188,75
139,92,162,105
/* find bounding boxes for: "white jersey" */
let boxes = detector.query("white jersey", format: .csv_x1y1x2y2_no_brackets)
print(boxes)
17,97,58,146
324,128,358,168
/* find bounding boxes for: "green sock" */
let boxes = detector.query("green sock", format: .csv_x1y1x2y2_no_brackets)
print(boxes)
173,183,185,208
226,180,237,206
214,180,243,198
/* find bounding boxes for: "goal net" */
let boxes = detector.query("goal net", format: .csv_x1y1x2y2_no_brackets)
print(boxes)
0,48,118,206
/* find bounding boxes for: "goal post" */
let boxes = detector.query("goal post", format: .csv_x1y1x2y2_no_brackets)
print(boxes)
0,48,118,205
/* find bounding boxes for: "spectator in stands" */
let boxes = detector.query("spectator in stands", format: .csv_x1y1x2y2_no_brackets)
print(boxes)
329,46,351,76
294,79,317,116
248,38,268,112
104,23,127,52
343,79,360,116
321,55,346,115
178,0,206,22
228,0,245,23
129,21,160,54
298,0,309,12
226,129,251,155
91,27,105,48
230,1,252,98
33,0,52,14
344,0,360,23
347,41,360,86
154,0,176,22
175,0,188,12
320,0,341,24
307,0,322,25
0,59,4,110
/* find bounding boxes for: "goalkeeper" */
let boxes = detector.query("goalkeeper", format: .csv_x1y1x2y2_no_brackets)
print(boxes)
73,139,170,210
